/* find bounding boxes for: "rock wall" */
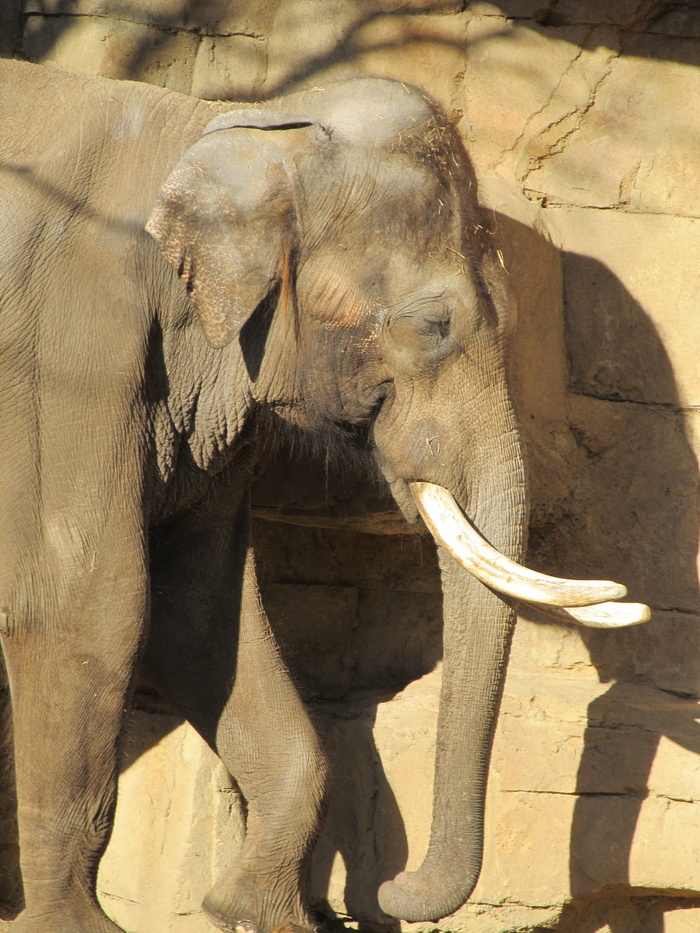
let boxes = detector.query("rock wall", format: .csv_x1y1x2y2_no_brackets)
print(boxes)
2,3,700,932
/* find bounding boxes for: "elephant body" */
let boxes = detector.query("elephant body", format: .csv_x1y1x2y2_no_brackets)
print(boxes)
1,64,291,933
1,58,624,933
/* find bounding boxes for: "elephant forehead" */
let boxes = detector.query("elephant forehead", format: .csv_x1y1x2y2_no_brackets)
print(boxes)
296,153,450,249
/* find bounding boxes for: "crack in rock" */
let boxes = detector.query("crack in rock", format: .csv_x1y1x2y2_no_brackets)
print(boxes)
520,40,620,194
568,389,700,415
491,36,590,172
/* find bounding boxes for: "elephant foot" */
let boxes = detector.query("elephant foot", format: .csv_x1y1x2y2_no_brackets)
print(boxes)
204,922,308,933
203,908,312,933
202,880,315,933
11,903,124,933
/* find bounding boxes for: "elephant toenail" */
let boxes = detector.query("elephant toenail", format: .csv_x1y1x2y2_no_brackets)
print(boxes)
234,922,257,933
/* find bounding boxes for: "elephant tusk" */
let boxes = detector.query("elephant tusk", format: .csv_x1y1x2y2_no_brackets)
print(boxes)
409,481,628,608
532,601,651,628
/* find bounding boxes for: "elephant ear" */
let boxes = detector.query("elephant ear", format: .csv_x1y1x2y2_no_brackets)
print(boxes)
147,111,316,348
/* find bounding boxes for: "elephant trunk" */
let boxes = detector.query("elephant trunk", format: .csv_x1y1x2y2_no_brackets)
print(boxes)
378,407,526,922
374,311,648,923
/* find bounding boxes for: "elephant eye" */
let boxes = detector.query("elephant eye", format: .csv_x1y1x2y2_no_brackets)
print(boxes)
393,304,452,345
417,311,451,340
385,303,456,373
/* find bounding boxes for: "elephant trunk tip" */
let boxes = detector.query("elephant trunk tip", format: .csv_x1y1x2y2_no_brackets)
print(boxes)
377,866,478,923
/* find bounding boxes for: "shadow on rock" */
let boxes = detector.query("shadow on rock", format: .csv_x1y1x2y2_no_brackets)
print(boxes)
495,211,700,928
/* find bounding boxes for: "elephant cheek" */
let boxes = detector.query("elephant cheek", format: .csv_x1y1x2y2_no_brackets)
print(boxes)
375,415,454,486
373,416,457,525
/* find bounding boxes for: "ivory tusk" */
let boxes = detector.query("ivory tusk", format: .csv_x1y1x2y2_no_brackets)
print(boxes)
532,601,651,628
410,481,628,608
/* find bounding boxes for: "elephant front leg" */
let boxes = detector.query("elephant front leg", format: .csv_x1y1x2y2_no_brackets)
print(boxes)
145,497,328,933
2,559,147,933
201,548,328,933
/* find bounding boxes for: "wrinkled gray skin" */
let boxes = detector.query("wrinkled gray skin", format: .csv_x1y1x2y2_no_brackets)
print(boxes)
0,60,525,933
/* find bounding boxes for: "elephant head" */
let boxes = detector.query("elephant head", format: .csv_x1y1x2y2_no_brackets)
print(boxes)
147,78,648,922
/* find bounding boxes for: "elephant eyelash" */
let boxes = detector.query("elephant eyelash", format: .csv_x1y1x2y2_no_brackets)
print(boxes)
418,312,451,339
388,304,452,340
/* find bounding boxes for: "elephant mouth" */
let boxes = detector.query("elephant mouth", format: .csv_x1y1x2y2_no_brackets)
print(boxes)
410,482,650,629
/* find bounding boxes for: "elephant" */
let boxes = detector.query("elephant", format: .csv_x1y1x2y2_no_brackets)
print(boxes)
0,58,649,933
